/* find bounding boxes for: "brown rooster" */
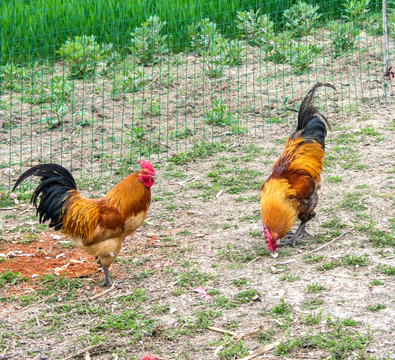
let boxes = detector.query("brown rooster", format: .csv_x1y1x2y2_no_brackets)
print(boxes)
13,160,156,286
260,82,335,252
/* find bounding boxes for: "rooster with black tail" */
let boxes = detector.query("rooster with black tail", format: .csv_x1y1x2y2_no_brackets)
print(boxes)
260,82,335,252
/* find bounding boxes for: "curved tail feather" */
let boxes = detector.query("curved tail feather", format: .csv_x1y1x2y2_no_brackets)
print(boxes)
12,164,77,230
296,82,336,149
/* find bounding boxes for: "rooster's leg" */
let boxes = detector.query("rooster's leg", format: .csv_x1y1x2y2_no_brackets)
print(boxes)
279,221,309,248
102,266,113,287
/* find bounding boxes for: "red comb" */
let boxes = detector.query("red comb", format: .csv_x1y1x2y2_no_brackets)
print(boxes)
264,225,278,252
138,159,155,173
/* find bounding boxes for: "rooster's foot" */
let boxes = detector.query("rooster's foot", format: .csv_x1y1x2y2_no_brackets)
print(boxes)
102,266,113,287
278,222,311,248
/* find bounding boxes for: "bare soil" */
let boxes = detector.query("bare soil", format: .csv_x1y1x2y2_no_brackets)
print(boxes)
0,101,394,359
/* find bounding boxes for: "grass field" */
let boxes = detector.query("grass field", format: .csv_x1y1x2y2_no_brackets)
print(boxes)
0,0,368,64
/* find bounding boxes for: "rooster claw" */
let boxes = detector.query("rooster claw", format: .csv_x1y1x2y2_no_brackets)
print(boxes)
278,236,298,248
278,222,311,248
102,280,113,288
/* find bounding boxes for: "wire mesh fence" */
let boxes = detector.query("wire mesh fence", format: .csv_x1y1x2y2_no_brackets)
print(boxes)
0,0,393,191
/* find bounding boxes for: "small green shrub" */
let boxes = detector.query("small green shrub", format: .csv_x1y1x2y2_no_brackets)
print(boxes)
285,44,316,73
269,298,292,315
111,67,146,97
376,263,395,275
342,0,370,23
189,18,222,55
236,9,274,47
129,15,169,65
234,289,260,303
40,104,69,129
367,11,395,36
329,21,360,55
0,63,23,91
283,1,321,37
367,303,386,312
204,99,236,127
50,75,73,103
58,35,117,78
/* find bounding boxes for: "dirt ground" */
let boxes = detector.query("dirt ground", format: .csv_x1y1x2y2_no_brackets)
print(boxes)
0,98,394,359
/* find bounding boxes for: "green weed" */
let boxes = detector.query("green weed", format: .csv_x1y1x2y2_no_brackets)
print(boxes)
366,303,386,312
212,335,248,360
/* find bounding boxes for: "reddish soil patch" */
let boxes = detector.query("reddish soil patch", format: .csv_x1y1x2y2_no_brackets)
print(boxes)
0,232,99,281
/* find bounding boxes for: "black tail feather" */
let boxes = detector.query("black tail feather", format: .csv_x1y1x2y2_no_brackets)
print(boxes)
13,164,77,229
297,82,336,148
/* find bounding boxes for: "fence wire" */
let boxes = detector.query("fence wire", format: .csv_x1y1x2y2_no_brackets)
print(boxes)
0,0,394,191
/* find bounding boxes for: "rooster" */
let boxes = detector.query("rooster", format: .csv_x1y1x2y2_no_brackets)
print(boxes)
12,160,156,286
260,82,335,252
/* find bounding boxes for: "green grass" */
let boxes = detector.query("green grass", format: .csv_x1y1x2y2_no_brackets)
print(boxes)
306,283,326,293
90,309,156,343
211,335,248,360
275,317,371,358
269,298,292,315
318,254,370,271
176,268,215,287
0,270,27,287
340,191,367,211
1,0,348,65
376,263,395,275
366,303,386,312
233,289,260,303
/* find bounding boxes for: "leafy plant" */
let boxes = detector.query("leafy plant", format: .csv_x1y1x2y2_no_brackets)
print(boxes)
96,43,122,75
57,35,116,78
283,1,321,37
265,32,293,62
236,9,274,47
342,0,370,23
203,55,224,78
307,283,326,293
189,18,222,54
0,270,26,287
366,10,395,36
41,104,69,129
0,62,24,91
234,289,260,303
286,44,316,73
111,67,146,98
268,40,316,72
214,335,249,360
222,39,243,66
50,75,73,103
130,15,169,65
269,298,292,315
204,99,236,126
329,21,360,55
367,303,386,312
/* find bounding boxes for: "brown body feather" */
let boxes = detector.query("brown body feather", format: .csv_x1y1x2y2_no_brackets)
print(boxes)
62,173,151,245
